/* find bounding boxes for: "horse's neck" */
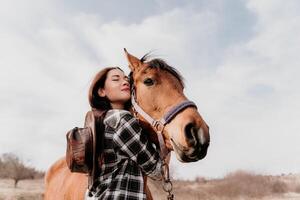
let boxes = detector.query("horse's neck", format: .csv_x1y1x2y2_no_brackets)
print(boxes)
139,119,159,145
129,108,159,144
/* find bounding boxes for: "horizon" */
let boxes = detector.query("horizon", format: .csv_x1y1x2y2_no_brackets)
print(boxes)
1,151,299,181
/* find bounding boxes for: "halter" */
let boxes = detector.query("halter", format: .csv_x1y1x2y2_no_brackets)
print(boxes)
131,89,197,157
131,87,197,199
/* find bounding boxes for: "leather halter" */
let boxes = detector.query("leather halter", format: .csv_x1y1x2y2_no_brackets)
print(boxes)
131,89,197,159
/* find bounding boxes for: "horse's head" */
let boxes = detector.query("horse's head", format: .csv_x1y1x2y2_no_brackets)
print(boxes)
124,49,210,162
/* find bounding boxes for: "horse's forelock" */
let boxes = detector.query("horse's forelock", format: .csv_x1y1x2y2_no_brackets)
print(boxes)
142,57,185,88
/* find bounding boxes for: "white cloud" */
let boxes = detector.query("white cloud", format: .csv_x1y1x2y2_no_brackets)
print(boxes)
1,0,300,180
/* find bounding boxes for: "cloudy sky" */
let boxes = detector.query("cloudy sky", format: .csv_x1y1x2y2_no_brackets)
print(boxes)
0,0,299,180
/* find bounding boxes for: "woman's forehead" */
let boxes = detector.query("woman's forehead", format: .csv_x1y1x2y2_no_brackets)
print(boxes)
107,68,125,76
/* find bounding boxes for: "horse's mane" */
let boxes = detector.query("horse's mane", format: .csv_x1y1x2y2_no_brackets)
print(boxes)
140,53,185,88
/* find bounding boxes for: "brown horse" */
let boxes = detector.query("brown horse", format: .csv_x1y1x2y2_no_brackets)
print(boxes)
44,50,210,199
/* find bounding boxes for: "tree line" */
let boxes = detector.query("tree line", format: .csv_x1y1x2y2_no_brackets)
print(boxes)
0,153,44,187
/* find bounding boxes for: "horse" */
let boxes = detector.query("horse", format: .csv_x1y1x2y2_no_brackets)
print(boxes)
44,50,210,199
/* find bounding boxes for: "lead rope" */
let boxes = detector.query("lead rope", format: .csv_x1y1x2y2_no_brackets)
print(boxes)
161,161,174,200
156,128,174,200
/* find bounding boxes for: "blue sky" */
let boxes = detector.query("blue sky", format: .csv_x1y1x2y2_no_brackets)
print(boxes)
0,0,299,180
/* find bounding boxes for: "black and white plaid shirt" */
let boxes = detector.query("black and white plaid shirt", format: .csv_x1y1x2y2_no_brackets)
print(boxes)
86,109,162,200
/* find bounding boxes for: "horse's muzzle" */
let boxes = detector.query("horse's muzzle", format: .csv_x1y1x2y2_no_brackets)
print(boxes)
172,125,210,162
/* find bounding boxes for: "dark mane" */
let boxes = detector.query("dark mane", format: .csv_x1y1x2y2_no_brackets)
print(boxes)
140,54,185,88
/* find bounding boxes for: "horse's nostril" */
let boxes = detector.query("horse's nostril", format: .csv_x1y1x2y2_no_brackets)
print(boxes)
185,123,210,147
184,123,197,146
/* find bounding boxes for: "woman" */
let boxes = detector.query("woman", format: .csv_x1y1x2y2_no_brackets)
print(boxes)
86,67,162,200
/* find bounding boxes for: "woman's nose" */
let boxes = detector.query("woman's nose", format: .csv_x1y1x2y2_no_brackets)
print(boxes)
123,79,130,86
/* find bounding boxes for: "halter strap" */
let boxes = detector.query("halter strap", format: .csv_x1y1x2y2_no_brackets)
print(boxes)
161,100,197,125
132,90,197,128
131,90,157,127
131,89,197,159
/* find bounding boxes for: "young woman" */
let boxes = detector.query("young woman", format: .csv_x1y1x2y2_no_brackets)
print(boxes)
86,67,162,200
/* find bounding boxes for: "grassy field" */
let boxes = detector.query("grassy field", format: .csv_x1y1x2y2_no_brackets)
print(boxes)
1,171,300,200
148,172,300,200
0,179,44,200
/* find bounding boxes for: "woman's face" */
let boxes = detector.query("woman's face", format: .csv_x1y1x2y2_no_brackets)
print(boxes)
98,68,130,108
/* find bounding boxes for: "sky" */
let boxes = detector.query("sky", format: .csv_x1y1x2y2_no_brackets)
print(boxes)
0,0,299,180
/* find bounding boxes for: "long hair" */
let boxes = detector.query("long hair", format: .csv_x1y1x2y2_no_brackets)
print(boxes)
88,67,131,111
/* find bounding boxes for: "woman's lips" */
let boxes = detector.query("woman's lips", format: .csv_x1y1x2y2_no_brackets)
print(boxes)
121,88,130,92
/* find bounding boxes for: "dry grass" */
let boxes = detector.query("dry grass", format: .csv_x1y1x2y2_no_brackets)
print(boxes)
1,171,300,200
295,184,300,193
0,179,44,200
149,171,300,200
206,171,288,198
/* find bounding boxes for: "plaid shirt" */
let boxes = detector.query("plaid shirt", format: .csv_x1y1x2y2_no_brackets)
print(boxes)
86,109,162,200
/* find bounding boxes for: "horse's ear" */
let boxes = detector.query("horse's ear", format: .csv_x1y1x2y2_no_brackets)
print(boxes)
124,48,142,71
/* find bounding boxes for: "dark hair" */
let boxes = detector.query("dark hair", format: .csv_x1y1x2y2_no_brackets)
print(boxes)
88,67,131,111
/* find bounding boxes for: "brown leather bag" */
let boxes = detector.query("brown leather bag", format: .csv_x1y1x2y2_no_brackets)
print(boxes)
66,109,106,185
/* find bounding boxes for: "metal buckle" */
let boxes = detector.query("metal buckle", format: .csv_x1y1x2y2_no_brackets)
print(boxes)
162,180,173,193
152,120,164,133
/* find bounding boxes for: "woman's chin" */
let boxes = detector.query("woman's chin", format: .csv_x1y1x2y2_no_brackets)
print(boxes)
120,95,131,103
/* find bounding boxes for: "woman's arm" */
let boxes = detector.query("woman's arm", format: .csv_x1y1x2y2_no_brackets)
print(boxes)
112,113,162,179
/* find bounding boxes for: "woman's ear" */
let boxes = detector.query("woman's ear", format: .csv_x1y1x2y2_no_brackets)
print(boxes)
98,88,106,97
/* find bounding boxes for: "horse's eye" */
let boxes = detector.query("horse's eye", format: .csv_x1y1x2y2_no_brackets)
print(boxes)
143,78,154,86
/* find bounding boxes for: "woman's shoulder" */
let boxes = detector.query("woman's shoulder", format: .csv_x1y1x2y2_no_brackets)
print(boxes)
103,109,134,129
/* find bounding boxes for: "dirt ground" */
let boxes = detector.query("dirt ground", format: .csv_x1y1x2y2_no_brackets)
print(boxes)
1,173,300,200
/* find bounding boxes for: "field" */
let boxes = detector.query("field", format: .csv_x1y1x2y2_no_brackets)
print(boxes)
0,179,44,200
148,172,300,200
1,171,300,200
